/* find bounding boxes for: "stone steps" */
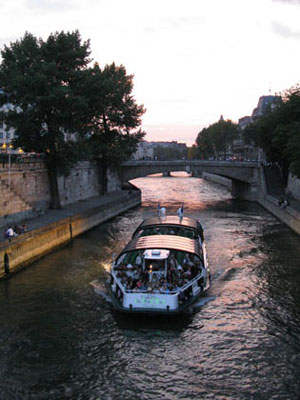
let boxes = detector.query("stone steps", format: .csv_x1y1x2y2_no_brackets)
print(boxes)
0,178,32,217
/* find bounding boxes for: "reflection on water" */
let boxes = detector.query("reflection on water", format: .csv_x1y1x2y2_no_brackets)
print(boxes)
1,172,300,399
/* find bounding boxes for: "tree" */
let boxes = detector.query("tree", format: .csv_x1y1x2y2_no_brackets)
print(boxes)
153,145,187,160
0,31,91,208
187,145,199,160
242,85,300,180
84,63,145,194
196,119,238,159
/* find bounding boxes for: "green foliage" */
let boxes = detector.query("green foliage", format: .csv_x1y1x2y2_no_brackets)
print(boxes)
196,119,238,159
84,63,145,182
0,30,91,207
242,85,300,178
187,145,200,160
61,62,146,194
153,145,187,160
0,30,145,203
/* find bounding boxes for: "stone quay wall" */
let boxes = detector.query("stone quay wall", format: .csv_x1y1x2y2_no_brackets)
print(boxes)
201,172,232,190
0,161,121,229
202,168,300,236
287,173,300,201
257,166,300,236
0,190,141,278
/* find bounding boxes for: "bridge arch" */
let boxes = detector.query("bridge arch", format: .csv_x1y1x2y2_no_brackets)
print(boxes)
119,160,261,201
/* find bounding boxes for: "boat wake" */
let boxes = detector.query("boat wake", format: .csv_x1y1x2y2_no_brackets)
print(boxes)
189,295,216,312
90,280,112,303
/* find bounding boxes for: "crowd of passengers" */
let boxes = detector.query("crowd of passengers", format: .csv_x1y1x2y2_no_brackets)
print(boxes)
114,252,203,293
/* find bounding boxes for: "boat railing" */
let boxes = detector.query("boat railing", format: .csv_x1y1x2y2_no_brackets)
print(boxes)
178,270,205,293
112,269,205,296
112,275,126,295
125,289,179,295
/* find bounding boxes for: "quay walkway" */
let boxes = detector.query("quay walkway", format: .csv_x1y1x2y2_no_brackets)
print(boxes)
1,190,132,244
0,189,141,278
263,166,300,212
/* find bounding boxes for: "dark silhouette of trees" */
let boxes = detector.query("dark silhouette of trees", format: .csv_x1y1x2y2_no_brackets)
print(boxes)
153,145,187,161
0,31,145,205
0,31,91,208
84,63,145,194
243,85,300,180
196,119,238,159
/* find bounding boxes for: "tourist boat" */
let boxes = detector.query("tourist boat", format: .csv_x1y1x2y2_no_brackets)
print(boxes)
106,216,210,315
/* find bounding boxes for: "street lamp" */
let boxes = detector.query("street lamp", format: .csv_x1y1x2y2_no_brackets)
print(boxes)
2,142,13,186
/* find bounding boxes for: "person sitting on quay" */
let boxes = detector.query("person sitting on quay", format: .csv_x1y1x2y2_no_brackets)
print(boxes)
5,227,18,241
278,197,289,209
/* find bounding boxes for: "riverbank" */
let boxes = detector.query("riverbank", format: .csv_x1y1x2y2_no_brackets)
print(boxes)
0,188,141,279
257,165,300,235
202,170,300,236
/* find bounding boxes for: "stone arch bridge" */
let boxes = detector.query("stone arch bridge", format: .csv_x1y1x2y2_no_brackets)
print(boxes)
119,160,262,201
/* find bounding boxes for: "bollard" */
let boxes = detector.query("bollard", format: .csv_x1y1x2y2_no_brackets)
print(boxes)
4,253,10,274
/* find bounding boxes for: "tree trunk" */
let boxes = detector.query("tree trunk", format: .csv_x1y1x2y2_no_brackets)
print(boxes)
97,156,108,195
47,156,62,209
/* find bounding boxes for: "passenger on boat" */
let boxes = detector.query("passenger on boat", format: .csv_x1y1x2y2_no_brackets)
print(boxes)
126,263,134,277
183,267,192,280
158,204,166,218
132,268,140,280
183,253,193,267
135,257,142,267
177,205,184,219
168,254,178,269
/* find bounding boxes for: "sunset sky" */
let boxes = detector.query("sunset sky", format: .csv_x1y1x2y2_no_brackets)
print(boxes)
1,0,300,145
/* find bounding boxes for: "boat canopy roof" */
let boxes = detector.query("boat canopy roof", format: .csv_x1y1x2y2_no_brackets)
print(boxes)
133,216,202,235
121,235,202,258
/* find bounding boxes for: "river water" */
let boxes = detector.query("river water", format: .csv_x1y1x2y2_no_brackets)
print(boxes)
1,173,300,400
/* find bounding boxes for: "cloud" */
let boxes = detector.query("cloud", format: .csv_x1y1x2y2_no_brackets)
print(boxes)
24,0,72,11
164,16,206,29
272,0,300,5
142,15,205,35
0,36,19,50
271,21,300,39
24,0,100,13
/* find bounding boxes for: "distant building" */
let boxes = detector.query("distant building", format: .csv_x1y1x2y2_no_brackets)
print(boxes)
231,95,281,160
132,140,187,160
238,116,252,130
153,141,187,150
132,141,154,160
252,95,281,120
